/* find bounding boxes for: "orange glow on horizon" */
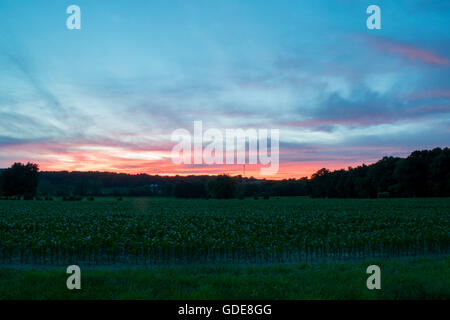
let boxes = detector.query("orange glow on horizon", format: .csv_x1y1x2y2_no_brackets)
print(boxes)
0,142,404,180
36,159,376,180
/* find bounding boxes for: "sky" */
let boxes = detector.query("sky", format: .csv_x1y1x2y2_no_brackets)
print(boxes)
0,0,449,179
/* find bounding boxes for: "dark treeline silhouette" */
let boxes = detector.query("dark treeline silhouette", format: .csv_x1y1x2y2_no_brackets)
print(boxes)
34,172,308,199
309,147,450,198
0,162,39,199
0,148,448,199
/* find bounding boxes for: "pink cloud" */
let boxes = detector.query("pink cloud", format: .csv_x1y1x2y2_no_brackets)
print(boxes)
409,105,450,115
0,135,437,180
404,89,450,100
373,38,450,66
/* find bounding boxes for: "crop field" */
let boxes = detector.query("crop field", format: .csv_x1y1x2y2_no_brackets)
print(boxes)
0,197,449,266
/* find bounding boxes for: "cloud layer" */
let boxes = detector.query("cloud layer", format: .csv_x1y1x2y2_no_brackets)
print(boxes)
0,0,449,178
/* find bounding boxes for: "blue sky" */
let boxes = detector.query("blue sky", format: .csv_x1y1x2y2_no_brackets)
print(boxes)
0,0,449,177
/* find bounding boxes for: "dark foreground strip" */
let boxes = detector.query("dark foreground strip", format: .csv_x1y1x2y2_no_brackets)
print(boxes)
0,300,446,319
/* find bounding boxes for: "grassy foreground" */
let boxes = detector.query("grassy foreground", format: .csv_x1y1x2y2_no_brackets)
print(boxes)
1,256,448,300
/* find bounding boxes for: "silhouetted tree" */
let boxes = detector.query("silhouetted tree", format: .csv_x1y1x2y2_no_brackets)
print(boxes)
366,156,401,197
308,148,450,198
173,180,207,198
394,150,433,197
207,175,236,199
271,178,308,196
428,148,450,196
309,168,331,197
1,162,39,198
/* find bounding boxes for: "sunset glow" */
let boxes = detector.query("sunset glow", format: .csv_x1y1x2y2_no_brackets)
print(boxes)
0,0,448,178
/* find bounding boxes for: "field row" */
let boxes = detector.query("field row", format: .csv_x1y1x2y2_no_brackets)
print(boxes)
0,198,449,265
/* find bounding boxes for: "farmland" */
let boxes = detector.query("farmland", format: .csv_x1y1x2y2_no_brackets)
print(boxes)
0,197,448,266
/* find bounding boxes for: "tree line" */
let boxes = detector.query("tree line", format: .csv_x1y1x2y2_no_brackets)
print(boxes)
309,147,450,198
0,148,448,199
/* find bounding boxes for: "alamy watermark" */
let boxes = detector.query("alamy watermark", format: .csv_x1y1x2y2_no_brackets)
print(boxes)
171,121,279,175
66,265,81,290
65,4,380,31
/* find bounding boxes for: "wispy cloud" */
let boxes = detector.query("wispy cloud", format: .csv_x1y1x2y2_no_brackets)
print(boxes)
0,1,448,177
370,37,450,67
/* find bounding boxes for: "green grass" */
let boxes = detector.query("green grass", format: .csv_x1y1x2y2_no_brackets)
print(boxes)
1,255,449,300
